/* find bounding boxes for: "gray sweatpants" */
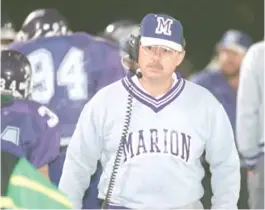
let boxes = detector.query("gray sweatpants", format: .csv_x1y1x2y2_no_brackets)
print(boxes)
247,155,264,209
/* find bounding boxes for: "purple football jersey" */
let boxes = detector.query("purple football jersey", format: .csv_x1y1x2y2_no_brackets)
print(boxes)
9,33,125,209
9,32,125,143
87,39,127,92
1,99,60,168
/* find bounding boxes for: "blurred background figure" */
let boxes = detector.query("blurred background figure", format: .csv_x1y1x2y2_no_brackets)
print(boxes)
189,29,253,132
9,9,103,209
236,41,264,209
189,29,253,209
1,13,17,49
203,55,220,72
9,8,129,209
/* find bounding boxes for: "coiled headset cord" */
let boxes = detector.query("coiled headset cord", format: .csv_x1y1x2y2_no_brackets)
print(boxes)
101,93,133,209
101,72,142,209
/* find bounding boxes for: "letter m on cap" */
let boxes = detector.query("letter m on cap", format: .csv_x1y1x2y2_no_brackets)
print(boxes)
155,17,173,36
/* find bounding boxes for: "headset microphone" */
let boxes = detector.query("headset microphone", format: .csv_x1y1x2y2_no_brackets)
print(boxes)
136,69,143,78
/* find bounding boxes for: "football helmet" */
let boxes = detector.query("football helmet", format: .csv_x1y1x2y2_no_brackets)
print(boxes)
102,20,139,52
16,8,71,41
1,50,32,98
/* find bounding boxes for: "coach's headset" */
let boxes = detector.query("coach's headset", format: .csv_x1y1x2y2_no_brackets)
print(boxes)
127,25,186,64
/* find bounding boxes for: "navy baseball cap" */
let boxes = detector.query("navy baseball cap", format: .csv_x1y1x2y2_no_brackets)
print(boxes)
217,30,253,54
140,13,184,52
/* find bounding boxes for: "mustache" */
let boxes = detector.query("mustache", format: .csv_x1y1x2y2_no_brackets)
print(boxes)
147,63,163,69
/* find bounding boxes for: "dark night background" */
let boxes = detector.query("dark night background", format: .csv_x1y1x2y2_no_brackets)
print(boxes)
2,0,264,72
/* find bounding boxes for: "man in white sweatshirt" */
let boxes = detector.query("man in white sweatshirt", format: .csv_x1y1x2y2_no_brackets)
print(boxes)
59,13,240,209
236,40,264,209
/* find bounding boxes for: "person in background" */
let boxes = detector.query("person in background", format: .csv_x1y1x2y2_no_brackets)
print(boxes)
9,9,127,209
189,29,253,209
1,50,61,179
236,41,264,209
189,29,252,132
1,13,16,49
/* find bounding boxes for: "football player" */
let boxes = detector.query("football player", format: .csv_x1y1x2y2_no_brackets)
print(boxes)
1,50,61,179
9,8,126,209
11,9,125,148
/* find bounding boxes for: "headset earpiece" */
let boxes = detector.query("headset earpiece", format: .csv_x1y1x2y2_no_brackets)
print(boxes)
128,26,141,62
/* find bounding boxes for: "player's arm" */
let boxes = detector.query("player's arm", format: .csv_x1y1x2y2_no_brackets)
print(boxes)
59,97,102,209
29,105,60,179
205,102,240,209
236,44,262,169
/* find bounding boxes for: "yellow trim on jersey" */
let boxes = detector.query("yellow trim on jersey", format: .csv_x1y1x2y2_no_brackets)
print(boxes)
0,196,20,209
10,175,72,208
